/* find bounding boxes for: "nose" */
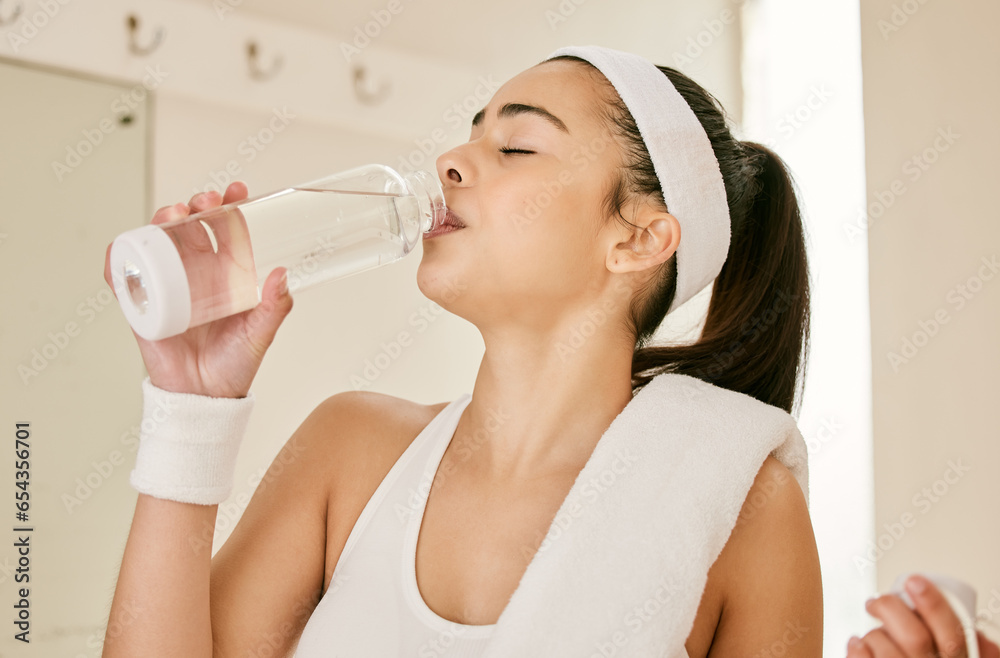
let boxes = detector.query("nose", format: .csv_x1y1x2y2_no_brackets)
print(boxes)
435,148,469,187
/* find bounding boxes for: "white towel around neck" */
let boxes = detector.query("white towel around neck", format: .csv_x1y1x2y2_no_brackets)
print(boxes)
478,371,810,658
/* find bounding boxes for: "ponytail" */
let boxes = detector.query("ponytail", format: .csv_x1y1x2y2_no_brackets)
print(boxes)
632,142,811,415
549,54,812,414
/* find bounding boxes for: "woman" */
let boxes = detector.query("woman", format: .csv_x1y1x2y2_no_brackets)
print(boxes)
105,42,822,658
102,46,824,656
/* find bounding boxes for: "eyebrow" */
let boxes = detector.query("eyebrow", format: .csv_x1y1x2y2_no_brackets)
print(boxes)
471,102,570,134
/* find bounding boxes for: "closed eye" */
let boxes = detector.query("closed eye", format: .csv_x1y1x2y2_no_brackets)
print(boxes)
499,146,535,155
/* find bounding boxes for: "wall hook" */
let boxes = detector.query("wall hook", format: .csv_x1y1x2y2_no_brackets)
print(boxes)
352,64,391,106
0,1,24,26
247,41,283,81
126,14,165,56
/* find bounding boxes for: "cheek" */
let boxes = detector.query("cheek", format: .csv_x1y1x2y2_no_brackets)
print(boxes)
483,210,599,301
474,173,607,296
495,175,590,240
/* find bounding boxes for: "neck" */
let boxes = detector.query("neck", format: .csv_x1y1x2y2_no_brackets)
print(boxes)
455,321,636,482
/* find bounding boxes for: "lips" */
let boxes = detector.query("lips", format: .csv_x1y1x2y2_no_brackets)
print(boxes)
441,209,466,229
424,208,467,239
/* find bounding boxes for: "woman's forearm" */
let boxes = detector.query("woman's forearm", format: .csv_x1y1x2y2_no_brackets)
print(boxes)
103,493,219,657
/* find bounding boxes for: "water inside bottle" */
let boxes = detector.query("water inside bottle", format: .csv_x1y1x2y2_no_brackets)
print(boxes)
157,205,259,329
249,187,412,290
155,187,416,328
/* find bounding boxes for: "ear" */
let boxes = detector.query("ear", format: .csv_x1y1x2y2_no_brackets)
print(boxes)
606,204,680,275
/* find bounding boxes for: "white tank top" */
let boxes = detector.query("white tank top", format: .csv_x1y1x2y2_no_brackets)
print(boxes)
293,392,496,657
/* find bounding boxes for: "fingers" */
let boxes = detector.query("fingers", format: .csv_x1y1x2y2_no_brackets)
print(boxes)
149,182,240,226
188,189,222,213
978,631,1000,658
213,205,255,271
857,628,907,658
152,201,190,225
847,635,875,657
215,182,250,251
206,183,250,261
242,267,293,357
165,189,230,255
865,594,937,656
906,575,969,657
222,181,248,205
104,242,117,299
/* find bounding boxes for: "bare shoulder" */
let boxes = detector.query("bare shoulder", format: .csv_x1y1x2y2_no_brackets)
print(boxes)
732,455,810,535
693,456,823,658
314,391,448,439
305,389,449,479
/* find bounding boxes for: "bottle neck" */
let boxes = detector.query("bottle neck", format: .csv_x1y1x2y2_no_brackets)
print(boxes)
403,169,446,234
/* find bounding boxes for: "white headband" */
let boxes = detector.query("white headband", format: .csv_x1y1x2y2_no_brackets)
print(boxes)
544,45,731,315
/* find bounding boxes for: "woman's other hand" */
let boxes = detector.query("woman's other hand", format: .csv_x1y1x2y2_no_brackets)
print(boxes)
846,574,1000,658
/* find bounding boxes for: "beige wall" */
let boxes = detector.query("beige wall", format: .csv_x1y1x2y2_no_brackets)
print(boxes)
861,0,1000,629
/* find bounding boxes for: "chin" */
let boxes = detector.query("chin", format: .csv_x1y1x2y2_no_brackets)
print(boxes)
415,259,470,312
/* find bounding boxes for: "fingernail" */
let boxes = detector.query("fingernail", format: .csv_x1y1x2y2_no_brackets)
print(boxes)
906,574,928,595
865,596,877,611
848,635,862,649
278,271,288,295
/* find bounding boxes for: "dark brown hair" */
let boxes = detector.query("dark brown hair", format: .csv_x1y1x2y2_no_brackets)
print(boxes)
548,56,812,415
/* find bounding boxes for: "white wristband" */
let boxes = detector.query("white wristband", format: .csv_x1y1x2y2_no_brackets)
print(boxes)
129,376,255,505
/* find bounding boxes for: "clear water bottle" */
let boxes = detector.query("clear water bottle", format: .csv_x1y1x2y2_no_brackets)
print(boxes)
109,164,446,341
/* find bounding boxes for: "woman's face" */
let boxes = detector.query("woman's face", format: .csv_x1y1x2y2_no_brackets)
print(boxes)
418,59,637,334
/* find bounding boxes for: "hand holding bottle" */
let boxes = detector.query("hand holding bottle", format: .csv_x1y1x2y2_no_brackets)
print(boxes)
108,164,444,341
104,182,294,399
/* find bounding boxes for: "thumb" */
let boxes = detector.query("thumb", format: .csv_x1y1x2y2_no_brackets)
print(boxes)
244,267,294,353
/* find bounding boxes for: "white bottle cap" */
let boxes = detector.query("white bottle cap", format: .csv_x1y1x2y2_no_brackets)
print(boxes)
109,224,192,341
